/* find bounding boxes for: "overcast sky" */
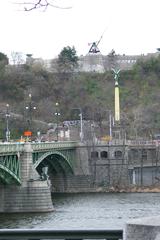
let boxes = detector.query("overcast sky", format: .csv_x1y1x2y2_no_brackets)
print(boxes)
1,0,160,60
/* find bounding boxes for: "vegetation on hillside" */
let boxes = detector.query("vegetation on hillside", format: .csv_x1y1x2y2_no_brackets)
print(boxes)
0,48,160,140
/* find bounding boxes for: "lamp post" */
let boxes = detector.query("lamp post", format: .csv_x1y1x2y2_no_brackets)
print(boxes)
108,110,112,141
72,108,83,142
5,104,10,142
25,93,36,133
37,130,41,142
79,111,83,142
55,102,60,141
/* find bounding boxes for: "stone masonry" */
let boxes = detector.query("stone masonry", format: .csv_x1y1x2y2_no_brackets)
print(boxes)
125,216,160,240
0,142,53,213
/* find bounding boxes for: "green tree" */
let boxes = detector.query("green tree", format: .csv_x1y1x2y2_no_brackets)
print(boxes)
0,52,8,63
57,46,78,73
0,52,9,68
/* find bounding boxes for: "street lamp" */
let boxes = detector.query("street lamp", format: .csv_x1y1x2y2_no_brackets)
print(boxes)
25,93,36,132
55,102,60,141
79,111,83,142
5,104,10,142
72,108,83,142
108,110,112,141
37,130,41,142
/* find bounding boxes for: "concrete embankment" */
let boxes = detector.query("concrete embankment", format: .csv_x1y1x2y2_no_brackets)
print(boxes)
125,216,160,240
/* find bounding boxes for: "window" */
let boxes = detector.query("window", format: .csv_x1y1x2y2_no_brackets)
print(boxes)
91,151,98,158
115,150,122,158
142,149,147,160
100,151,108,159
131,149,139,159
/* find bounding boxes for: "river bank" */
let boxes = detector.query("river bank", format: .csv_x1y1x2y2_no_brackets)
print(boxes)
65,184,160,193
83,185,160,193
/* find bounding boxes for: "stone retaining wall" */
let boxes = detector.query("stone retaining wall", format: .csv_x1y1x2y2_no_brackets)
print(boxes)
125,216,160,240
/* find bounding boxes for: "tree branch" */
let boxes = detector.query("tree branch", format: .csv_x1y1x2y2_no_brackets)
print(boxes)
17,0,72,11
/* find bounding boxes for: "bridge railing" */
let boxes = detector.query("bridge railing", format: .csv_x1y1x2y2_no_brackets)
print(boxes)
0,143,24,153
100,139,156,146
0,229,123,240
31,141,78,151
0,141,78,153
126,140,156,146
0,139,157,154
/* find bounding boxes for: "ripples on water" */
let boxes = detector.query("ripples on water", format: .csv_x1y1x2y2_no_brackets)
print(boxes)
0,192,160,229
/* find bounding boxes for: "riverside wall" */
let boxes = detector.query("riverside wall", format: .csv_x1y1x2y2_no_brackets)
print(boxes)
49,143,130,192
125,216,160,240
49,142,160,193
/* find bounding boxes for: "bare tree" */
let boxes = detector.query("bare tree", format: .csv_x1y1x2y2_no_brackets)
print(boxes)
17,0,72,11
11,52,25,65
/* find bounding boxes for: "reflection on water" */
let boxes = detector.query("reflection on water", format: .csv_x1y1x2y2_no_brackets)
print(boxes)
0,192,160,229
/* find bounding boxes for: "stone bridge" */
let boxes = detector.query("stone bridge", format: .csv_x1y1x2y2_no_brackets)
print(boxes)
0,141,78,184
0,140,159,212
0,141,89,213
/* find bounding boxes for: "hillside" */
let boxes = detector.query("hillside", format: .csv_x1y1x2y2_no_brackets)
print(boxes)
0,54,160,140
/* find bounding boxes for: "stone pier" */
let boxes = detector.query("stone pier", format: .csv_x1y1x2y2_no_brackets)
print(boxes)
0,142,53,212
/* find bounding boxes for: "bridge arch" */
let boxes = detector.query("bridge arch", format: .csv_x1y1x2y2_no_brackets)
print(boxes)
34,151,74,176
0,154,21,185
34,151,73,173
0,164,21,184
34,151,74,192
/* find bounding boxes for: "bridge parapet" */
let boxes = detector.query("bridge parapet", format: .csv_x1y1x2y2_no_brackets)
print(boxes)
31,141,78,151
0,141,78,154
0,140,157,154
0,143,24,153
94,139,157,146
127,140,156,146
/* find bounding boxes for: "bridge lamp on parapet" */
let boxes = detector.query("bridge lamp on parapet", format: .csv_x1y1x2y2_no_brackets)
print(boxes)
112,68,121,123
55,102,61,142
5,104,10,142
37,130,41,142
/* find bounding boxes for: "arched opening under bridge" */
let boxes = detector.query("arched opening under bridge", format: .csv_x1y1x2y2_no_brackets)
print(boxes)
34,151,74,192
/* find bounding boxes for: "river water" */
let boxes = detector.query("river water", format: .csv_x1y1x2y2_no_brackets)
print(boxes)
0,192,160,230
